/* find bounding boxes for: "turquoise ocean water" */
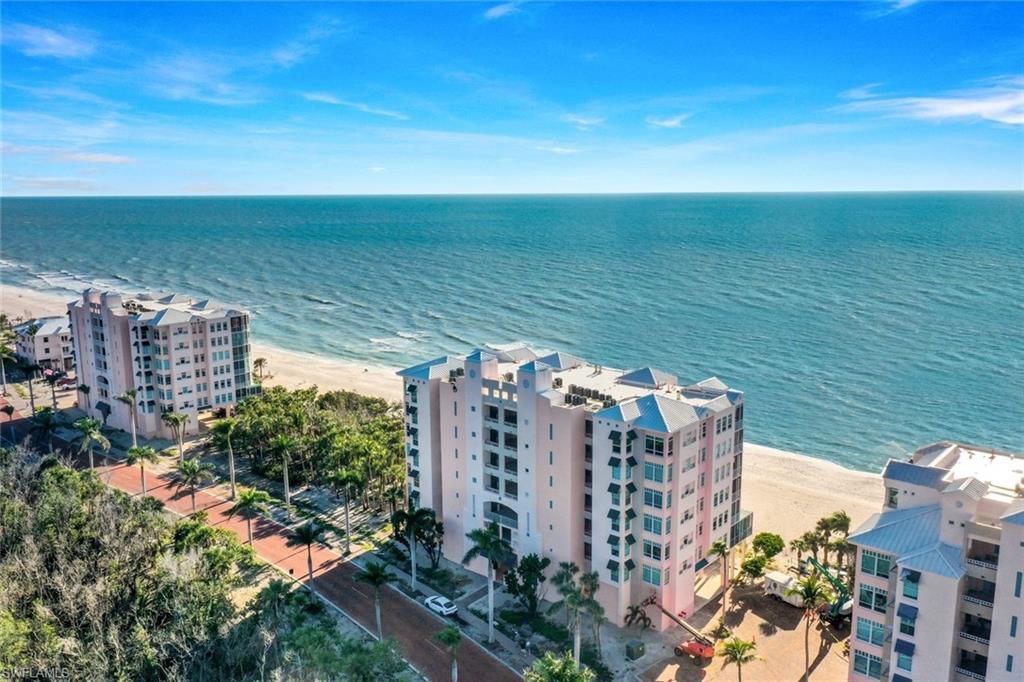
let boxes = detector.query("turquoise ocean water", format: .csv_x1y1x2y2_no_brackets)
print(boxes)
2,193,1021,472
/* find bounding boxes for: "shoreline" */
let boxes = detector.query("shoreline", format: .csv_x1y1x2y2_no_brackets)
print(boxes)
0,282,884,539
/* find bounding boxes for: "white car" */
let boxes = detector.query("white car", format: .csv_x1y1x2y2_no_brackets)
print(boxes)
425,595,458,617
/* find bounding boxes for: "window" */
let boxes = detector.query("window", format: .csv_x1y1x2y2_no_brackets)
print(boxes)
853,651,882,679
886,487,898,508
644,488,664,509
1016,571,1022,598
643,514,663,535
1011,615,1018,638
644,462,664,483
861,550,892,578
644,435,664,456
858,585,887,614
609,567,619,583
856,618,885,646
902,578,919,600
899,616,916,636
1008,655,1014,673
896,653,912,672
643,540,662,560
642,564,660,586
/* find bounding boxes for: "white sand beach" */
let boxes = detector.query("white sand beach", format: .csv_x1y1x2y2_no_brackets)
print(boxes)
0,283,883,540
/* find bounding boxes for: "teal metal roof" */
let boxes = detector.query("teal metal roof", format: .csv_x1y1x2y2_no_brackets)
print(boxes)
1002,502,1024,526
850,504,966,579
597,393,704,433
898,542,965,580
535,351,584,370
616,367,677,388
882,461,950,489
397,355,455,380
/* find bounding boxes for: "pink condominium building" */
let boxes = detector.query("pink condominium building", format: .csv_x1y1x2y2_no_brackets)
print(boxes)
398,343,750,630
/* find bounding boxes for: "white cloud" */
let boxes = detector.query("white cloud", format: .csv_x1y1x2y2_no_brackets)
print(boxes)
839,83,882,100
1,23,96,58
645,113,692,129
301,92,409,120
837,76,1024,125
6,176,99,191
562,113,604,131
484,3,521,20
145,54,264,106
271,17,346,68
368,166,386,173
1,142,134,165
535,145,580,155
61,152,134,164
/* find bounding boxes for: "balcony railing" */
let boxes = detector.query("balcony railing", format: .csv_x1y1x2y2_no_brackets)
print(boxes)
966,557,998,571
483,509,518,529
959,630,991,645
962,593,995,607
954,666,986,681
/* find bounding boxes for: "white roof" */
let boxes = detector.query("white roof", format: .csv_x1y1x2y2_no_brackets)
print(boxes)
16,317,70,337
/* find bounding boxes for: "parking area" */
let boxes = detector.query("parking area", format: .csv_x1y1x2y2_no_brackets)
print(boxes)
641,583,850,682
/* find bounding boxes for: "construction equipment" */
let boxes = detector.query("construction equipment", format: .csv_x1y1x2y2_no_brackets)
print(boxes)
805,557,853,627
640,594,715,663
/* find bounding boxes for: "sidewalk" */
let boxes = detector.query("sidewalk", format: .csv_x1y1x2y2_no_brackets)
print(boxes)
0,392,523,682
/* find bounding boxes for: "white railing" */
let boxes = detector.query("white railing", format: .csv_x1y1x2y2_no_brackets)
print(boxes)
960,631,990,645
962,594,994,607
954,666,986,681
966,557,998,571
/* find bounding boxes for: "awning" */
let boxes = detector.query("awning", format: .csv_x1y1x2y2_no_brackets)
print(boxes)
894,640,915,656
608,456,621,468
625,508,637,520
626,456,638,467
95,400,111,416
607,534,620,546
901,568,921,583
606,560,619,571
897,603,918,620
626,482,637,494
606,509,619,520
406,384,417,392
607,483,621,494
626,429,638,441
892,675,912,682
624,558,636,571
608,430,621,440
625,534,636,546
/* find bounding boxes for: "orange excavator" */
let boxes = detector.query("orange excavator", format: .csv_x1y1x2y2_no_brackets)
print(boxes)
639,594,716,663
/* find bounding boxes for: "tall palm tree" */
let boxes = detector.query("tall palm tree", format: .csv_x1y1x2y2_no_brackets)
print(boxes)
709,538,730,613
719,637,761,682
354,560,397,639
74,417,109,469
116,389,139,448
228,488,272,545
328,467,364,555
0,341,14,396
786,575,833,682
584,597,606,659
462,522,514,643
563,586,586,664
790,536,810,566
287,522,326,592
253,357,267,380
173,457,216,513
126,445,160,495
384,486,403,516
31,408,58,453
799,530,822,566
44,371,62,411
392,505,435,593
211,417,238,499
161,411,190,464
22,362,40,414
77,384,91,411
435,624,462,682
551,561,581,627
2,404,15,443
271,434,296,505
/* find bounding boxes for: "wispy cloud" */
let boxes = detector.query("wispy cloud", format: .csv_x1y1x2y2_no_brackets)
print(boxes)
645,122,865,162
536,145,580,155
301,92,409,120
561,113,603,131
61,152,134,164
837,76,1024,125
839,83,882,101
484,3,522,20
6,83,118,107
1,23,96,58
645,113,692,129
5,176,99,192
144,54,264,106
2,142,134,165
368,166,386,173
271,17,346,68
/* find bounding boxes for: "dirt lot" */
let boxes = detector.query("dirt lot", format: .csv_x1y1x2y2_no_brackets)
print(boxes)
641,583,850,682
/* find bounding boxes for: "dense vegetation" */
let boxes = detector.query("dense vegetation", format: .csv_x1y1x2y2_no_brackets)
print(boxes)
0,447,409,681
217,386,404,506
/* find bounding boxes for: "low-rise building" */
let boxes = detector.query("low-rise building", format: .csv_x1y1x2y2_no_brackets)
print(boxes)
398,343,751,631
68,289,258,439
14,316,75,372
848,441,1024,682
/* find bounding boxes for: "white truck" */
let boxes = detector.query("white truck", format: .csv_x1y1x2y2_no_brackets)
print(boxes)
763,571,805,608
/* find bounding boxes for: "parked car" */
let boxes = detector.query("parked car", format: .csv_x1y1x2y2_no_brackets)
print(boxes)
424,595,458,617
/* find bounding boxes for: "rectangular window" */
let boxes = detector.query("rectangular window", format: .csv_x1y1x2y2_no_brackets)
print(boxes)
609,567,619,583
902,579,919,600
896,653,912,672
1008,655,1014,673
856,618,885,646
643,488,664,509
644,462,664,483
858,585,888,614
644,435,664,456
643,540,662,560
899,616,916,636
643,514,663,535
861,550,892,578
549,424,553,440
642,564,660,585
886,487,898,508
1016,571,1023,598
853,651,882,680
1011,615,1018,638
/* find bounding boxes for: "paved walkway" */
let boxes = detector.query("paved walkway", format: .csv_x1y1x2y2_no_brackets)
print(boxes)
0,395,522,682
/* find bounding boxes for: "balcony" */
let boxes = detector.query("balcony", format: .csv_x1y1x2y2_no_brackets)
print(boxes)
966,557,998,571
483,508,518,530
960,629,990,646
954,668,985,682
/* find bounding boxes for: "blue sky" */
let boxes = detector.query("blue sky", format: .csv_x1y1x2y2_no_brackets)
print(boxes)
2,1,1022,195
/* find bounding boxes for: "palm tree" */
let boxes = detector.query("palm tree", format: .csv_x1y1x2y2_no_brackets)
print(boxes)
2,404,15,443
584,597,606,659
0,342,14,396
74,417,110,469
161,411,190,463
563,586,586,664
211,417,238,499
22,362,40,414
786,575,833,682
624,603,653,630
462,522,514,643
287,522,326,593
799,530,822,566
719,637,761,682
253,357,267,380
173,457,216,513
354,560,397,639
709,538,730,612
328,467,364,555
77,383,91,411
228,488,272,545
435,624,462,682
384,486,403,516
271,434,296,505
31,408,59,453
551,561,581,626
126,445,160,494
790,536,810,566
524,651,595,682
116,389,139,448
44,371,62,411
393,505,435,593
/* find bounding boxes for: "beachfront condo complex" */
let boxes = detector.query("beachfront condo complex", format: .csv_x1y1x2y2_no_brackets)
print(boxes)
14,316,75,372
398,343,751,631
848,442,1024,682
68,290,258,439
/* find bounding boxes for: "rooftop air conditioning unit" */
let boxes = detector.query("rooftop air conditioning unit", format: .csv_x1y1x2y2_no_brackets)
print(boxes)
553,378,563,388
